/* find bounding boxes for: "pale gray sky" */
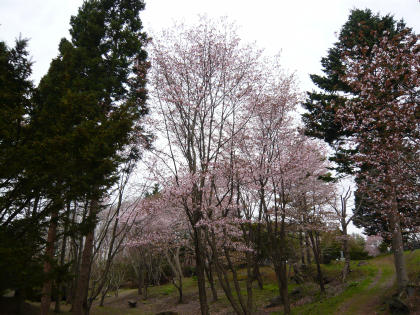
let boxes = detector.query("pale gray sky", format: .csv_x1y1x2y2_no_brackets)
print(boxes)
1,0,418,235
1,0,419,89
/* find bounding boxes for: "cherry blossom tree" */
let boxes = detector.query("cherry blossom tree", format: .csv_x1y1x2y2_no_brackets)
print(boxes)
237,81,334,311
290,142,336,294
126,186,191,303
145,15,341,314
147,17,270,314
330,185,362,282
337,26,419,293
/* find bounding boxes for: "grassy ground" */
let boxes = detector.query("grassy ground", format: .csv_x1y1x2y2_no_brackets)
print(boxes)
4,250,420,314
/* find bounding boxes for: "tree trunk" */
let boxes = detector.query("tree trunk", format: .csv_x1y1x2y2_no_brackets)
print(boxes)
99,285,108,307
204,260,218,301
212,256,244,315
253,216,264,290
193,227,209,315
40,208,59,315
54,241,66,313
69,201,88,309
245,252,254,313
305,232,311,265
164,247,184,304
308,231,325,293
299,231,305,265
174,248,184,304
389,207,409,293
73,200,98,315
274,261,290,315
224,249,248,315
138,264,144,296
177,277,183,304
253,262,263,290
55,202,71,313
341,229,351,283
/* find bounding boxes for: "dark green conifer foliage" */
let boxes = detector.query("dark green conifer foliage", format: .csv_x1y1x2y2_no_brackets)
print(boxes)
0,39,46,303
0,38,35,221
33,2,149,308
301,9,410,234
302,9,407,174
0,0,149,308
33,0,149,204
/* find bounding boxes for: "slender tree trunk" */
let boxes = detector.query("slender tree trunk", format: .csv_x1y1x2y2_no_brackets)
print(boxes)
73,229,94,315
224,249,248,315
204,261,218,302
245,252,253,313
99,284,109,307
299,231,305,265
193,226,209,315
308,231,325,293
305,232,311,265
165,247,184,303
54,239,66,313
69,202,88,309
253,263,264,290
40,208,59,315
73,200,98,315
253,217,264,289
177,277,183,304
174,247,184,304
212,256,244,315
89,187,127,308
274,261,290,315
138,264,144,296
341,226,351,283
99,293,106,307
206,229,244,315
389,201,409,293
55,202,71,313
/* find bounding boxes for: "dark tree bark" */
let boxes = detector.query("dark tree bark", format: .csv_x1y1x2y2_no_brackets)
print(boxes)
305,232,312,265
390,195,409,293
341,227,351,283
40,206,59,315
54,202,71,313
73,200,97,315
204,259,218,302
308,230,325,293
193,226,209,315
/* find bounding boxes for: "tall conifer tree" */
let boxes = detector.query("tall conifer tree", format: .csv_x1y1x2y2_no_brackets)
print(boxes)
301,9,413,235
34,1,149,314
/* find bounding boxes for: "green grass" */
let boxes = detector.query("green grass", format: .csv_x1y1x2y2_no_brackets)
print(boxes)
406,249,420,279
288,264,377,315
23,250,420,315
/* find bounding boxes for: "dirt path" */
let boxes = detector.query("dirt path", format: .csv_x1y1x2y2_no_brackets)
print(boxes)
336,256,395,315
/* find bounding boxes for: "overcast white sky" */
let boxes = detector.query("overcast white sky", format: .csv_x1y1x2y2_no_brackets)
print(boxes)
1,0,419,89
1,0,418,234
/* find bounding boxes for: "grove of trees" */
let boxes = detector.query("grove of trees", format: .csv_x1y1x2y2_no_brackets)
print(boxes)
0,4,418,315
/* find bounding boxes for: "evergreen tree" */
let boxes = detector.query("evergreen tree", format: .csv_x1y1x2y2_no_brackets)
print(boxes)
32,1,149,313
301,9,412,234
302,9,407,174
0,37,49,313
0,38,35,223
